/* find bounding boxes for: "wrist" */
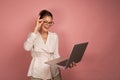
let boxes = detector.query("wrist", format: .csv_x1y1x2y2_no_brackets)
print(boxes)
33,28,38,34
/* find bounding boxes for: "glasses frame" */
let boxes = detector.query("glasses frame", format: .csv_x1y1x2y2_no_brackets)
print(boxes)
43,20,54,26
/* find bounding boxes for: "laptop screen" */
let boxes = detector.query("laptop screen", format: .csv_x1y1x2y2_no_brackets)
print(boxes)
65,42,88,69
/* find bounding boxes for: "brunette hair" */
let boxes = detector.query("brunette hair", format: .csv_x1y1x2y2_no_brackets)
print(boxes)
39,10,53,19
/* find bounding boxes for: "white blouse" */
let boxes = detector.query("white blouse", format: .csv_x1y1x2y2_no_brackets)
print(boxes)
24,31,60,80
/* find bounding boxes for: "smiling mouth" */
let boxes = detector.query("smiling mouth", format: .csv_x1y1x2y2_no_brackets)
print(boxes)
44,26,49,29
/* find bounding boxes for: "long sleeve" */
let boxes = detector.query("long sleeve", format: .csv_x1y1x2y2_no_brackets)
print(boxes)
24,32,37,51
54,34,60,58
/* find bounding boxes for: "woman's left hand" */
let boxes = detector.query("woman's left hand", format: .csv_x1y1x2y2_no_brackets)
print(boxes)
69,62,76,68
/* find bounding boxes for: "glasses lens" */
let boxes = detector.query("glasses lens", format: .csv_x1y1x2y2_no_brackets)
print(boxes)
44,21,54,26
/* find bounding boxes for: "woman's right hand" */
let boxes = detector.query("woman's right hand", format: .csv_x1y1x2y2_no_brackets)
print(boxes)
34,17,44,33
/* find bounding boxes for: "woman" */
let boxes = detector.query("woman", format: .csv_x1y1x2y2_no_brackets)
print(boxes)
24,10,61,80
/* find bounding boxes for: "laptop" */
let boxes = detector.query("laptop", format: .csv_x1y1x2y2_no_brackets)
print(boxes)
45,42,88,69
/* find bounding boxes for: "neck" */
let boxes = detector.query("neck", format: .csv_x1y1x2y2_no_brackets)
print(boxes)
40,30,48,35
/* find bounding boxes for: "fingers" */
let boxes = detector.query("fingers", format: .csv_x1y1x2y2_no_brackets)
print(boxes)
73,62,77,66
35,17,43,30
37,19,43,23
68,62,77,69
34,17,44,33
37,16,43,23
68,63,73,69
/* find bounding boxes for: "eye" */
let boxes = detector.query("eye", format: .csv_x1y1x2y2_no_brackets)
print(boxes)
43,21,48,23
43,20,54,25
49,22,53,24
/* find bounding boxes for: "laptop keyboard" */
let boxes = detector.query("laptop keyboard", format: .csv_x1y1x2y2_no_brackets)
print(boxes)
57,59,68,66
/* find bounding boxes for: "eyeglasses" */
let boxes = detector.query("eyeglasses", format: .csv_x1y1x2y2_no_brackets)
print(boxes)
43,21,54,26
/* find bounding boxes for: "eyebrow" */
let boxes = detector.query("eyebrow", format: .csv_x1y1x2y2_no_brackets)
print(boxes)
44,20,53,22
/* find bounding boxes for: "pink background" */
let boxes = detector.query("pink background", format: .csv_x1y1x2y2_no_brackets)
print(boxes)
0,0,120,80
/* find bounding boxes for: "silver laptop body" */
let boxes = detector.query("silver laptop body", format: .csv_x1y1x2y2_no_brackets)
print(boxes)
45,42,88,69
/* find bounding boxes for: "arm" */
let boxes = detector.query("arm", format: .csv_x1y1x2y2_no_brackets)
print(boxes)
23,32,37,51
24,17,44,51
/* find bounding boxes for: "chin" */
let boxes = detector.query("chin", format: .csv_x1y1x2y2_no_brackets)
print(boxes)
42,26,49,32
43,29,49,32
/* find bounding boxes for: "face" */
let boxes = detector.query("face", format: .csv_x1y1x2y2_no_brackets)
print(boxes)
41,16,54,32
